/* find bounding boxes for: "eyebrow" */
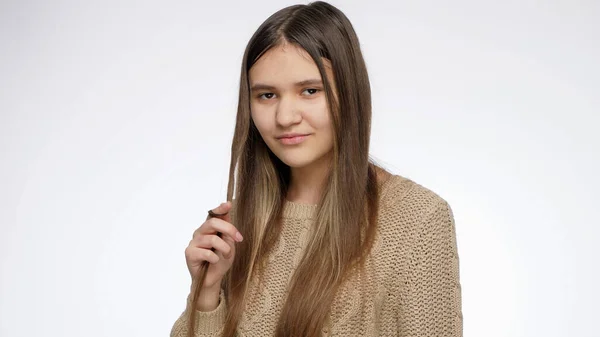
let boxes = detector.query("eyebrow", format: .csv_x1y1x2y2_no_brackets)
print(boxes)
250,79,323,91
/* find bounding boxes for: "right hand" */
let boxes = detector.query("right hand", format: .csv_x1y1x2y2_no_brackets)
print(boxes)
185,201,243,291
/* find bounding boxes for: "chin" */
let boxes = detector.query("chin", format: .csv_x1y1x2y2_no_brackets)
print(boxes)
277,156,314,168
268,143,332,168
275,151,331,170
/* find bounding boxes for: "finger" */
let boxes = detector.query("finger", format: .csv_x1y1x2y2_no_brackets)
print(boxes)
190,234,232,258
196,217,243,243
206,201,232,223
185,246,220,264
220,234,236,260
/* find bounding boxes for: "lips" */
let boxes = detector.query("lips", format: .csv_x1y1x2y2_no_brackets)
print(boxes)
277,133,310,139
278,134,309,145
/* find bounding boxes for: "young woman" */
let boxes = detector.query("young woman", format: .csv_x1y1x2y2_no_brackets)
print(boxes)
171,2,462,336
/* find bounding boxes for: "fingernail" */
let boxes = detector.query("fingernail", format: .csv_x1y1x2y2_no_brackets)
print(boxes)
236,232,243,242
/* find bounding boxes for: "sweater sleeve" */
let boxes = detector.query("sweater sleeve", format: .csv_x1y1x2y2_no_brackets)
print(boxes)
170,289,228,337
398,199,463,337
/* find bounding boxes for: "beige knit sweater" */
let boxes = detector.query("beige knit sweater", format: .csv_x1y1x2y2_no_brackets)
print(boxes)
171,175,463,336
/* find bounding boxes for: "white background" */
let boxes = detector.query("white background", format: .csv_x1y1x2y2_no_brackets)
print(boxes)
1,0,598,336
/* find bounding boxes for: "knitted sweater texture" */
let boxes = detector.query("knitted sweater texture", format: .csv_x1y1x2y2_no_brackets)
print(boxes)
171,175,463,336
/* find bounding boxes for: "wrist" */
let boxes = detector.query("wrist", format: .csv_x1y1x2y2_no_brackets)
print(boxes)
194,286,221,312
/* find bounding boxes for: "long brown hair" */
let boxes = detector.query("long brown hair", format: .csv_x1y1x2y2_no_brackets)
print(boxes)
189,2,383,336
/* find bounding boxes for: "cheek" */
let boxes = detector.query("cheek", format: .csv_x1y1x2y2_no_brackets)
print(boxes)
250,107,272,136
305,102,332,131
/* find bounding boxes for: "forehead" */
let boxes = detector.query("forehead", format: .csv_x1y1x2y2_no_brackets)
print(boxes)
249,44,329,85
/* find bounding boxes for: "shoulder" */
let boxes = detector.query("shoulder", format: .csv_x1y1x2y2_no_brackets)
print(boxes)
377,174,454,238
379,174,451,211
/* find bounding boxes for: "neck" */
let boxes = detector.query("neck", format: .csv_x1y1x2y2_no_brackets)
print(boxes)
286,152,332,205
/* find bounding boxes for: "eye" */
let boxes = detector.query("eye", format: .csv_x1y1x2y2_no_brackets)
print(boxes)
258,93,276,100
302,88,320,96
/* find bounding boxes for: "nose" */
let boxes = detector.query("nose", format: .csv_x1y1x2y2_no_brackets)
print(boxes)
275,96,302,127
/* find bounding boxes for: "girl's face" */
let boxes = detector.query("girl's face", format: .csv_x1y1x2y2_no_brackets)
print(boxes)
249,43,335,170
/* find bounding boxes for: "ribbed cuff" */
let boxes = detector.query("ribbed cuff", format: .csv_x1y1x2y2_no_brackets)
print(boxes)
185,289,227,335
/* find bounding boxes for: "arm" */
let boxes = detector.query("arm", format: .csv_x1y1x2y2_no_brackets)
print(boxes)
398,199,463,337
171,200,239,336
170,289,228,337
